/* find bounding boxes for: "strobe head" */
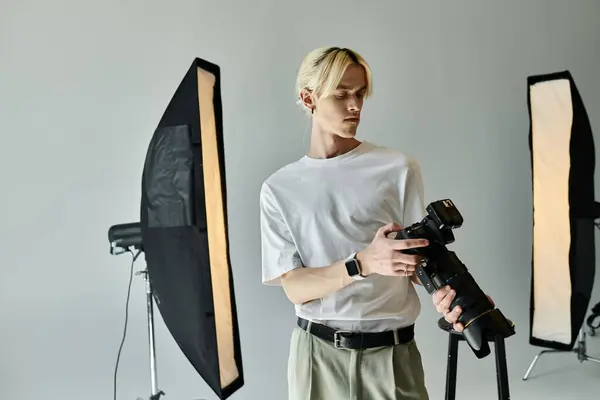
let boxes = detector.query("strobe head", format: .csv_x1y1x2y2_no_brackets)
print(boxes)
108,222,143,255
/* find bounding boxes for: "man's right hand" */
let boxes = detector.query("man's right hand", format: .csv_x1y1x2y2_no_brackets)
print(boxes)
357,222,429,277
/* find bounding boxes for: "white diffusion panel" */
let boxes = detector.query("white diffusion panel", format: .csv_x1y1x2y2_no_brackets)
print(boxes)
530,78,573,345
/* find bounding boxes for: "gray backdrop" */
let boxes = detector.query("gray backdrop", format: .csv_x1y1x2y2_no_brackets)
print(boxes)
1,0,599,399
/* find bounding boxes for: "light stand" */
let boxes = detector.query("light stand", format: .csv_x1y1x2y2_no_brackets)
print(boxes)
587,302,600,337
137,268,165,400
108,222,165,400
523,327,600,380
522,221,600,380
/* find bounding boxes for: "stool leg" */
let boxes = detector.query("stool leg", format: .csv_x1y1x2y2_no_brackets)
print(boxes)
494,336,510,400
445,334,459,400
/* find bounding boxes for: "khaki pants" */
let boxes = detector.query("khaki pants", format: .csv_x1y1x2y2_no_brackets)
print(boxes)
287,326,429,400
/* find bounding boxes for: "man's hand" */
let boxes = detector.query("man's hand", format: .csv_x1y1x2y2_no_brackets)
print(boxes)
357,222,428,277
433,286,464,332
433,287,495,333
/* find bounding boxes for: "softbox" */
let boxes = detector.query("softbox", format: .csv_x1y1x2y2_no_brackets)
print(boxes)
527,70,596,351
140,57,244,399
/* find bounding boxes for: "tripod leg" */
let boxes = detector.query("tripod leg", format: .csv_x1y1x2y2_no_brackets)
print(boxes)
522,349,565,380
522,353,541,381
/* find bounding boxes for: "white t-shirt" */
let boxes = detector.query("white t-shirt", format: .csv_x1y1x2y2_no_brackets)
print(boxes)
259,140,427,332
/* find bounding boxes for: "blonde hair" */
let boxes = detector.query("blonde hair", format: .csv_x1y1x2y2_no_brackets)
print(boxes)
295,47,373,113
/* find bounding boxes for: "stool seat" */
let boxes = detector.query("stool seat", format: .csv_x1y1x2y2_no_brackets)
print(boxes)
437,317,515,337
438,317,462,334
438,317,511,400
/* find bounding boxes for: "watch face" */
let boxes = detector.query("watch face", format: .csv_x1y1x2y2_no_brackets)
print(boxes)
345,259,360,276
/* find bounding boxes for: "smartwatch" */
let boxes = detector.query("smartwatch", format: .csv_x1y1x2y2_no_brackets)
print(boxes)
345,252,365,280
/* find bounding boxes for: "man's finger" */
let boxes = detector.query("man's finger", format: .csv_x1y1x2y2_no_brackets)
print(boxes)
391,238,429,250
435,285,452,301
445,305,462,323
393,263,415,272
433,285,451,305
394,252,422,266
453,323,464,333
439,289,456,311
378,222,403,237
391,269,414,277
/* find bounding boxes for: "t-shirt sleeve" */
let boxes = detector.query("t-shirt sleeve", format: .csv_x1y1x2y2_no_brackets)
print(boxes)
402,159,427,226
259,183,304,286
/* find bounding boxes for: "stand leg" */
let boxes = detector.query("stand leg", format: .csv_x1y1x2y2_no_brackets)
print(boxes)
523,327,600,380
494,336,510,400
522,349,564,380
445,334,459,400
139,270,165,400
577,330,600,363
145,273,159,395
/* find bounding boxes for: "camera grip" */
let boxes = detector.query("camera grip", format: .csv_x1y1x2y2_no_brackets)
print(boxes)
415,266,437,294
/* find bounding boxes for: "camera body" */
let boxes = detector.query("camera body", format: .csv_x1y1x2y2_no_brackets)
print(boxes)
396,199,515,358
396,199,464,295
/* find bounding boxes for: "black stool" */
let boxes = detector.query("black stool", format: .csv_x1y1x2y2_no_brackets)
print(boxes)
438,318,511,400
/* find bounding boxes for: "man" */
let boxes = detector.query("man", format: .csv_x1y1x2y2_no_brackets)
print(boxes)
260,46,463,399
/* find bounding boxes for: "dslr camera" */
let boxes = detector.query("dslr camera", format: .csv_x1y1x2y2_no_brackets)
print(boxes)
396,199,515,358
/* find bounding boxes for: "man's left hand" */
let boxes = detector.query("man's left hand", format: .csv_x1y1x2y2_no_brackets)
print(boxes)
433,286,495,333
433,286,463,332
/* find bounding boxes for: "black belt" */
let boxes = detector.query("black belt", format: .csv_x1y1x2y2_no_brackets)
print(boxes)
297,317,414,350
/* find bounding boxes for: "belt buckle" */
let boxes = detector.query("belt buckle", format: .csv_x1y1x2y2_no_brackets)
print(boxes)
333,330,352,349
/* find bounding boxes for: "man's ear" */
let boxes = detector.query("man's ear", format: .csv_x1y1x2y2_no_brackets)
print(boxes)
300,88,315,112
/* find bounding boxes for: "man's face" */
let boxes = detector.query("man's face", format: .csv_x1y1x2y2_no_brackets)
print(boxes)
309,64,367,138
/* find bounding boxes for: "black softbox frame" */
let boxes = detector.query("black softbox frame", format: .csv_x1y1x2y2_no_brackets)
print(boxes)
140,57,244,399
527,70,596,351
